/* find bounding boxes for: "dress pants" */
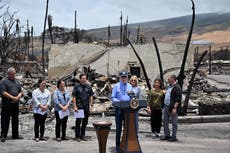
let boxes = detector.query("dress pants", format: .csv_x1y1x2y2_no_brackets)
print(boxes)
34,113,47,138
162,106,178,138
1,103,19,138
75,109,89,138
115,108,125,150
150,109,162,133
55,111,68,138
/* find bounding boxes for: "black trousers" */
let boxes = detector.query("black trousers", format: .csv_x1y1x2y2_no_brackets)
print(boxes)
1,103,19,138
34,113,47,138
54,111,68,138
150,109,162,133
115,108,125,149
75,109,89,138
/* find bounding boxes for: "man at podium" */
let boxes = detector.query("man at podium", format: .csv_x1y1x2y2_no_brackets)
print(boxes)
111,71,132,152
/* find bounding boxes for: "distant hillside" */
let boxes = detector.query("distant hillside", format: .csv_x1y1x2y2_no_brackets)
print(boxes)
87,12,230,48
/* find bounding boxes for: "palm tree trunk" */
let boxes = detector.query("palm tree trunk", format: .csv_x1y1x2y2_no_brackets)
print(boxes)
177,0,195,88
182,50,207,115
152,37,164,84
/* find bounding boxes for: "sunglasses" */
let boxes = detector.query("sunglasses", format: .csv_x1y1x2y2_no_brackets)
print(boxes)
131,80,137,82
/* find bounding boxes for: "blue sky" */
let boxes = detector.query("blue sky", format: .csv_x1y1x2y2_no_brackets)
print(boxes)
5,0,230,36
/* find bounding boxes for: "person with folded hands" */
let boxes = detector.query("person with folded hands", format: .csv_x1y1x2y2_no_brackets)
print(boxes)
32,78,51,142
53,80,71,142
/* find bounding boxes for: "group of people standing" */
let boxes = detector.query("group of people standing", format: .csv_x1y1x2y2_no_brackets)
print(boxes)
112,71,182,151
0,68,93,143
147,75,182,142
0,67,182,152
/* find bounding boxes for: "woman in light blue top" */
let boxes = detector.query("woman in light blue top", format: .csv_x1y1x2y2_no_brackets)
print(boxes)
53,80,71,141
32,78,51,142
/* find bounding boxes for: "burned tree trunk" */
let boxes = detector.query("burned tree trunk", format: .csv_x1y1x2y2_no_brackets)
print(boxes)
74,10,79,44
152,37,164,84
177,0,195,88
123,16,128,46
107,24,110,47
182,50,207,115
26,20,30,59
0,9,18,65
48,14,54,44
127,39,151,90
136,25,140,43
120,11,123,46
128,28,130,40
208,45,212,74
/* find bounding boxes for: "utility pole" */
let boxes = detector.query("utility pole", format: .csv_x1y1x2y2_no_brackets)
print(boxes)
31,26,34,61
42,0,49,74
27,20,30,60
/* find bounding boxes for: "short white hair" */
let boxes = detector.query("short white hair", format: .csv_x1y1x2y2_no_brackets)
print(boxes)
7,67,16,74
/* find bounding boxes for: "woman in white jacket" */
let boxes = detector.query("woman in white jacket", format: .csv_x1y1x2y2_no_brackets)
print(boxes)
32,78,51,142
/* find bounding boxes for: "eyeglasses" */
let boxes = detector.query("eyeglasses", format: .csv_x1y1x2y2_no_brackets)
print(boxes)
131,80,137,82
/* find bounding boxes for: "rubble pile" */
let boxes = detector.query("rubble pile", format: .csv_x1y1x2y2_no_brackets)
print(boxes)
198,99,230,115
1,63,230,116
186,73,230,115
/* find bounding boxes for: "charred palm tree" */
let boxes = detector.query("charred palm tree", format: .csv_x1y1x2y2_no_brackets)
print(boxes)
120,11,123,46
108,24,110,47
48,14,54,44
127,39,151,90
182,50,207,115
123,16,128,46
152,37,164,84
27,20,30,58
177,0,195,88
74,10,79,43
136,25,140,43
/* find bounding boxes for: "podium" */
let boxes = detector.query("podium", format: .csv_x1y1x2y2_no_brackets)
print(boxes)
93,120,112,153
113,99,147,153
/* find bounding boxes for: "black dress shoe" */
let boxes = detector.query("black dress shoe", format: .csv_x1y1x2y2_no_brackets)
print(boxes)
75,137,81,142
80,136,88,141
12,136,23,139
61,137,69,141
168,137,178,142
160,136,171,140
39,137,47,141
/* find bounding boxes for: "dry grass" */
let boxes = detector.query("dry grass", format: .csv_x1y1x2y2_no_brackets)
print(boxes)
160,28,230,50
